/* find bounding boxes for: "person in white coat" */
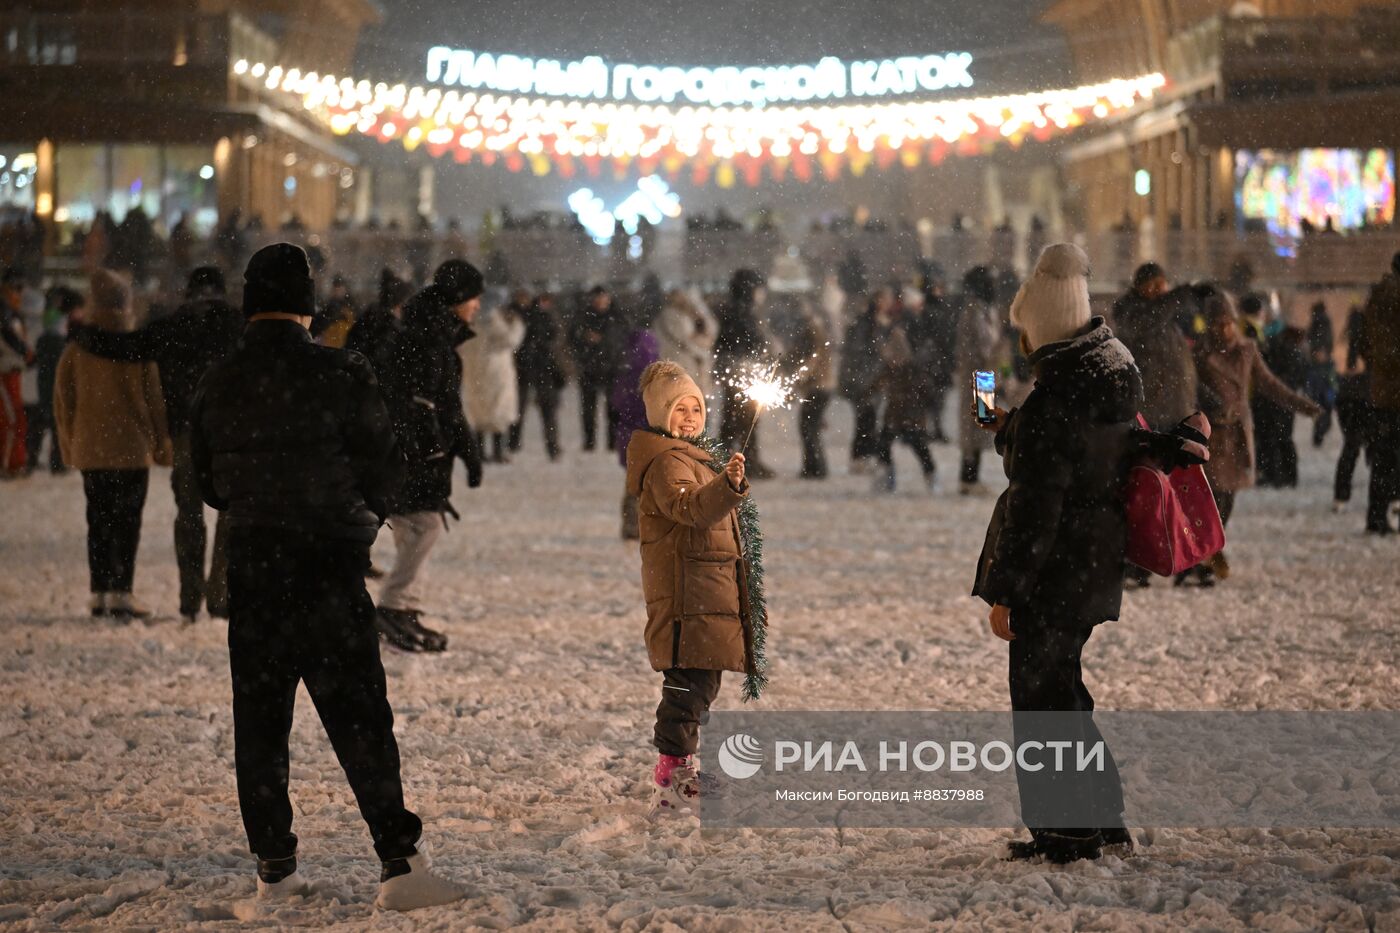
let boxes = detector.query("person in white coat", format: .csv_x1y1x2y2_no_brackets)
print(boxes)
653,289,717,428
460,290,526,463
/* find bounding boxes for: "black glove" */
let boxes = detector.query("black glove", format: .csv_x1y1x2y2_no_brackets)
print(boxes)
1133,413,1210,471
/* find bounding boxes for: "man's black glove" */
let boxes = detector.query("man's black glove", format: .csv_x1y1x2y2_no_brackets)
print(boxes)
1132,412,1211,471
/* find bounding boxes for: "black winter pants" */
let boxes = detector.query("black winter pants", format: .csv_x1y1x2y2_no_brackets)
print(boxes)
171,433,229,616
1334,396,1371,503
81,469,148,593
927,382,950,440
579,372,617,451
510,375,560,458
850,398,880,461
798,390,830,477
1214,489,1237,529
876,426,936,475
24,402,62,471
1008,610,1124,842
654,668,723,758
227,528,421,862
1367,408,1400,532
960,450,982,485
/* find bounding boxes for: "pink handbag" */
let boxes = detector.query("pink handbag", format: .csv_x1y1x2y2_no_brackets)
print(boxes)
1124,415,1226,576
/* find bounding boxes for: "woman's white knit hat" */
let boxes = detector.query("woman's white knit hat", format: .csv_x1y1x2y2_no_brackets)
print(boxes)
1010,243,1092,352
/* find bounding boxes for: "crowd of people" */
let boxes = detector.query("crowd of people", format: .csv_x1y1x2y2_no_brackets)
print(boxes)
3,233,1400,895
4,244,1399,619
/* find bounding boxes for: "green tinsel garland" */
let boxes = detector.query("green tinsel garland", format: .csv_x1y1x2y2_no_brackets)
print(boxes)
648,428,770,701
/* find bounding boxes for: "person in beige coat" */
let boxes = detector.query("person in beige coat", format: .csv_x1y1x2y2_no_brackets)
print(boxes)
624,360,749,817
54,270,172,619
1192,292,1320,583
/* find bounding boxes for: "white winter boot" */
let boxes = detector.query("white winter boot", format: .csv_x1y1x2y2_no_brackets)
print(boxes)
375,845,466,911
255,857,312,900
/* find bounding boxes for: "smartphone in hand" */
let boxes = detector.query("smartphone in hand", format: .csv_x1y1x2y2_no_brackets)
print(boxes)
974,369,998,425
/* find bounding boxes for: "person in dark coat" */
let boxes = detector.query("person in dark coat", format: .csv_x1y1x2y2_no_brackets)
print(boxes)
509,290,564,460
25,286,81,474
612,326,661,539
1256,326,1310,488
70,266,243,622
1358,253,1400,534
714,268,776,479
1333,307,1372,510
919,265,958,442
188,243,464,911
569,285,626,452
972,244,1144,865
840,288,897,472
870,324,937,492
1110,263,1199,431
1305,301,1336,447
374,260,486,652
345,269,414,382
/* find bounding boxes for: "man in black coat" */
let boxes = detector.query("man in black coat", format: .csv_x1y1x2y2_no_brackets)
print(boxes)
345,269,414,381
569,285,626,451
973,244,1143,864
509,290,564,460
188,244,464,909
372,259,485,652
71,266,243,622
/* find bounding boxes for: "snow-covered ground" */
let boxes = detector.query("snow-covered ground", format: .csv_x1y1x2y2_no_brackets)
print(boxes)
1,391,1397,931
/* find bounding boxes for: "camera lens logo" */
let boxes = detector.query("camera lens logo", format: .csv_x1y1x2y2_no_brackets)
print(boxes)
717,733,764,779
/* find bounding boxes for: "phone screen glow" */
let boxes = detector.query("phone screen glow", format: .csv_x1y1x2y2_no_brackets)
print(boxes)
974,370,997,422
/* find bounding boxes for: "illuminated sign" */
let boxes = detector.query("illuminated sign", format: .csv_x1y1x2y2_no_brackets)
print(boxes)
425,48,973,107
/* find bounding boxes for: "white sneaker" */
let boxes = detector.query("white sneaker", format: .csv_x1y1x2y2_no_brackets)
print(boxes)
375,850,467,911
256,871,312,900
648,761,700,818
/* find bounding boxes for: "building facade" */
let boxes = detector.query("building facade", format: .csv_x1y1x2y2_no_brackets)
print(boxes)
1046,0,1400,241
0,0,380,243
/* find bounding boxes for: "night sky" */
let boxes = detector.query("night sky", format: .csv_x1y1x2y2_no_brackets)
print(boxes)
355,0,1071,91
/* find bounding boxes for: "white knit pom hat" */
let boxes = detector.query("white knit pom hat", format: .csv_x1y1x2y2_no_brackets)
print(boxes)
1010,243,1092,352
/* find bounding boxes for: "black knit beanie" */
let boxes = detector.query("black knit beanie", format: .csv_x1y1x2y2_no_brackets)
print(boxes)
243,243,316,318
433,259,485,305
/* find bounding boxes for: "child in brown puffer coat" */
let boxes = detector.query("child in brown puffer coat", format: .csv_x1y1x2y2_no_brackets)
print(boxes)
624,360,750,817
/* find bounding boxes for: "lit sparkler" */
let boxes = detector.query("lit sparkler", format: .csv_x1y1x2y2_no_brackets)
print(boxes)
726,360,806,454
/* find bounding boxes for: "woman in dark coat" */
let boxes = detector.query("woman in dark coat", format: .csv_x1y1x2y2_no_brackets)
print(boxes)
973,244,1143,865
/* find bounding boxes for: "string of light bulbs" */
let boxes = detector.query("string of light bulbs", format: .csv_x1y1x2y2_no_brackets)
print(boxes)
233,58,1165,186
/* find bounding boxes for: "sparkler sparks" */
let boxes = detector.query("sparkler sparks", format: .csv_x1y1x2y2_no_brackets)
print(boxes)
733,361,804,412
722,360,809,454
